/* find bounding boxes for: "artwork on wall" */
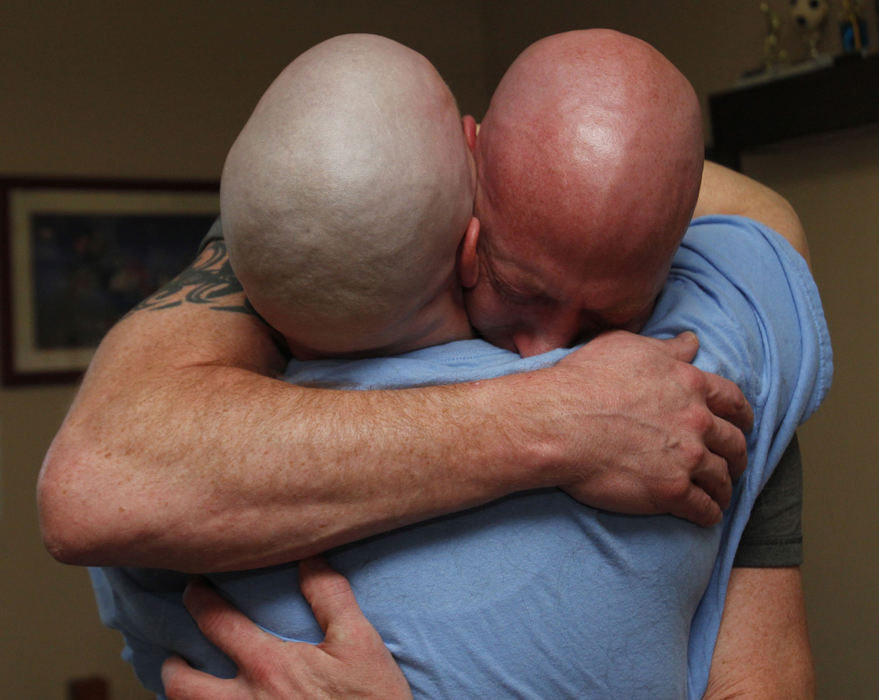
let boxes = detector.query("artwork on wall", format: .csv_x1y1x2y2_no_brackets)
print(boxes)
1,177,218,385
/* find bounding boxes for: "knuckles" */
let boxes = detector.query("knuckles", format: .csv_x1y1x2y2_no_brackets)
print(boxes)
655,475,696,504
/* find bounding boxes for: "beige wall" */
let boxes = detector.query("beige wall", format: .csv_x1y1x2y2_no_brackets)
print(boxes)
744,130,879,698
2,1,876,697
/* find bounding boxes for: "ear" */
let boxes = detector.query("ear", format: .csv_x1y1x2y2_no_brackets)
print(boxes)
462,115,478,153
457,216,480,289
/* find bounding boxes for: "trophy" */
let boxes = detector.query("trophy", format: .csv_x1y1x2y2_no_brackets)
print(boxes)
760,2,788,70
790,0,829,59
839,0,868,52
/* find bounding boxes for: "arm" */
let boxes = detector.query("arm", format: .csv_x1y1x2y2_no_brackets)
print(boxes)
708,441,813,698
38,241,750,572
705,567,815,699
694,161,810,266
697,173,816,696
161,568,814,700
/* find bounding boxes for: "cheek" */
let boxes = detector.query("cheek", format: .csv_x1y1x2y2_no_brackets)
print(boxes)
463,283,516,339
619,302,657,334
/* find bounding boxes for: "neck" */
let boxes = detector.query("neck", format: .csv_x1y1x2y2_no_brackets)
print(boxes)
284,286,472,362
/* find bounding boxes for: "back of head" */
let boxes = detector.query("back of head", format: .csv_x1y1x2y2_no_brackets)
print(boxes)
477,29,704,291
221,34,474,356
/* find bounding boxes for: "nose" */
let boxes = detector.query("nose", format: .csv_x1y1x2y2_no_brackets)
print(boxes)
513,317,581,358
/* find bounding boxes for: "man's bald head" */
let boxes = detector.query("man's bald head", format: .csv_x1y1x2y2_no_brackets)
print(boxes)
464,29,704,356
222,34,474,356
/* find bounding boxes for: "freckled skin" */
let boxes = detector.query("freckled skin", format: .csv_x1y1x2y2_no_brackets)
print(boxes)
466,30,704,357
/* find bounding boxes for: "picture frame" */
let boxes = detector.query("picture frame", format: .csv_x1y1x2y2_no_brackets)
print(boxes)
1,177,219,385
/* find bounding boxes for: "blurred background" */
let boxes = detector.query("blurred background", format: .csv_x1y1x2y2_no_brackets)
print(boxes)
1,1,876,697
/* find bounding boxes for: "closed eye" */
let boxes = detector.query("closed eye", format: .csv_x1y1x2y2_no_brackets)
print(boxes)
480,248,554,306
497,285,551,306
489,271,552,307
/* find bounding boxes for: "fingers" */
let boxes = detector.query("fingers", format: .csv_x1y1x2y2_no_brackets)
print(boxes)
656,334,753,434
182,578,271,668
705,414,749,482
673,416,747,527
690,451,733,510
162,655,241,700
298,558,412,699
298,556,369,641
665,450,731,528
678,410,747,524
668,483,723,528
656,331,700,362
703,372,754,433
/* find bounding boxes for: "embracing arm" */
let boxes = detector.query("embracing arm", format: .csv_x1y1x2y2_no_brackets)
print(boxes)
39,241,542,571
694,161,810,266
162,567,814,700
38,241,750,572
698,169,816,696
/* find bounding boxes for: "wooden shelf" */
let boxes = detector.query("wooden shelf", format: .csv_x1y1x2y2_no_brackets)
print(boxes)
708,52,879,169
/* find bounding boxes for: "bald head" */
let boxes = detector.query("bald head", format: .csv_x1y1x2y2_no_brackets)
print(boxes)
465,30,705,355
222,34,474,356
479,29,702,273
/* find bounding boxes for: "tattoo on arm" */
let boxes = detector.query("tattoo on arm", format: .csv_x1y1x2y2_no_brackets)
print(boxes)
129,241,256,316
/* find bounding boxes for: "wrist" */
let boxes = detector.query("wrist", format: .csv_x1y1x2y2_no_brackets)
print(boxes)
465,367,575,490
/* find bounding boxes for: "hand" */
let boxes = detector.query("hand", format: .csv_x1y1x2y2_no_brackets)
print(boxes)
161,557,413,700
546,331,752,526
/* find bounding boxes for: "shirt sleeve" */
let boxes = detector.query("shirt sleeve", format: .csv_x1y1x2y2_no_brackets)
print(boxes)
198,217,224,253
733,434,804,568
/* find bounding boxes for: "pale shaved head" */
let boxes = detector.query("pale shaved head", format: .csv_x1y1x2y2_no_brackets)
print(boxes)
222,34,474,357
464,29,705,356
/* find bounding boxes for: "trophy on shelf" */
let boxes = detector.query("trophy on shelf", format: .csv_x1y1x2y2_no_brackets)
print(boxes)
761,1,789,70
839,0,869,53
790,0,829,59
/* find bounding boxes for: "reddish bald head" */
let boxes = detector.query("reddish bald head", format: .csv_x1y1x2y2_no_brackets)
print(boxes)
465,30,704,356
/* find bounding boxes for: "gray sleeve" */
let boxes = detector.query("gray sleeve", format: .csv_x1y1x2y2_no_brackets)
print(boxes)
733,434,803,568
198,217,224,252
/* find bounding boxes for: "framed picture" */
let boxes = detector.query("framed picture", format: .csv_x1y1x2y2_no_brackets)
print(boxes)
1,177,219,385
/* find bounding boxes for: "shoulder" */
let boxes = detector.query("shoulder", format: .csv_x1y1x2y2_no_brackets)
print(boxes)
676,215,816,314
647,214,832,417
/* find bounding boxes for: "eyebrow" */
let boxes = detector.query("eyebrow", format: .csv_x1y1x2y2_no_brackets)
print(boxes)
485,255,552,304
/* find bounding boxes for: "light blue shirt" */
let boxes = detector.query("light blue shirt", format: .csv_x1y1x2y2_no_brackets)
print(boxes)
91,216,832,699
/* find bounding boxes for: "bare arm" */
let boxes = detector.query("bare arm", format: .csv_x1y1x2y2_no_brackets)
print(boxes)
39,242,543,571
159,568,815,700
38,242,750,572
698,169,815,696
706,567,815,699
158,566,814,700
694,161,810,266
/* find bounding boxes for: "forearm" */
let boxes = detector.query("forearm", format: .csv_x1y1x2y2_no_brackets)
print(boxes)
705,567,814,699
39,310,550,572
39,244,751,571
694,161,810,266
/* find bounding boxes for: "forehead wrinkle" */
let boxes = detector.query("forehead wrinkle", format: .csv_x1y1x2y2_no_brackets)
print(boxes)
498,226,660,317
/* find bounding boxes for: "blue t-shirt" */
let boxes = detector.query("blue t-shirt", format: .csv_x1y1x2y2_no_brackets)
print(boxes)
91,216,832,699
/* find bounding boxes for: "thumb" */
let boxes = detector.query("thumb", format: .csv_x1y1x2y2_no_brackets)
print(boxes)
659,331,699,362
